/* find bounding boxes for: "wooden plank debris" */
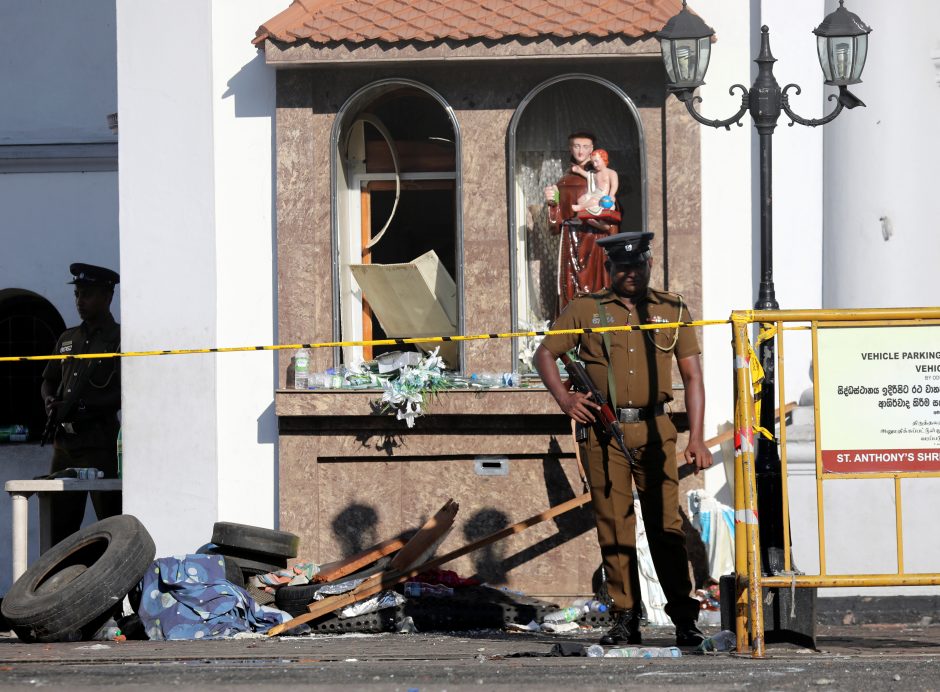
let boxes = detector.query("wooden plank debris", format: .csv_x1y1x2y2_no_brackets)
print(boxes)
267,493,591,636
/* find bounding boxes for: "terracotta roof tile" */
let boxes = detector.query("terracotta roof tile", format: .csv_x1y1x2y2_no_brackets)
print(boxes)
254,0,684,46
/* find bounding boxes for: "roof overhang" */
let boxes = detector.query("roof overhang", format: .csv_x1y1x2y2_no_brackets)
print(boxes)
262,35,663,67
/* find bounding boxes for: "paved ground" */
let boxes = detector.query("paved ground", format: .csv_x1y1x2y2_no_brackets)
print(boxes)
1,623,938,690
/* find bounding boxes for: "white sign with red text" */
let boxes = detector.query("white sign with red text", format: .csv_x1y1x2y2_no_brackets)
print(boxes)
817,324,940,473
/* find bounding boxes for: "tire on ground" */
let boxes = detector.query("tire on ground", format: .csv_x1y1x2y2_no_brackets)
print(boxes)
199,546,286,578
1,515,156,642
210,522,299,559
275,583,325,616
221,556,245,587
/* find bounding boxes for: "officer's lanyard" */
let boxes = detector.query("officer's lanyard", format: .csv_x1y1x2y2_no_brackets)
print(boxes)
594,300,618,411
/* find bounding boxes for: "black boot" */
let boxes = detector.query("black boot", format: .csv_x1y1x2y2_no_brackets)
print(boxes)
674,619,706,647
599,610,642,646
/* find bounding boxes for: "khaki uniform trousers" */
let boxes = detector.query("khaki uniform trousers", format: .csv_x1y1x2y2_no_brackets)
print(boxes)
581,413,699,623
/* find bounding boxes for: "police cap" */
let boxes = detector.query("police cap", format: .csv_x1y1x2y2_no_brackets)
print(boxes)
68,263,120,288
596,231,654,265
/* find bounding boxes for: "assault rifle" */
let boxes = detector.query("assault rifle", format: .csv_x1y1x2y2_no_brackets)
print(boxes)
559,352,636,467
40,401,59,447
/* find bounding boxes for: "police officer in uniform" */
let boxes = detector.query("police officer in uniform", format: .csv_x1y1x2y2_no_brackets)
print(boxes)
41,263,122,545
534,232,712,647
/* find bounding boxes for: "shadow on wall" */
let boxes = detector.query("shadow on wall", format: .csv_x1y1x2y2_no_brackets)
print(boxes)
331,503,380,555
325,438,597,585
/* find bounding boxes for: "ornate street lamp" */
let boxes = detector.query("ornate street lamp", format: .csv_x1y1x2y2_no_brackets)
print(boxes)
657,1,871,574
658,2,714,92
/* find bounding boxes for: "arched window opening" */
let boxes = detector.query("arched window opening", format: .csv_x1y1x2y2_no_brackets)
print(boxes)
508,75,647,372
332,81,462,371
0,290,66,440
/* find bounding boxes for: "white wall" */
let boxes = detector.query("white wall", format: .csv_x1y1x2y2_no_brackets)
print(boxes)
117,0,282,557
211,2,281,523
823,0,940,308
0,0,118,319
697,0,825,498
696,0,757,500
0,0,116,145
0,172,119,318
815,0,940,596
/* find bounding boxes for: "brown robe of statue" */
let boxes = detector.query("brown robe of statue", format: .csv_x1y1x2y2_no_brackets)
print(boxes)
548,172,619,315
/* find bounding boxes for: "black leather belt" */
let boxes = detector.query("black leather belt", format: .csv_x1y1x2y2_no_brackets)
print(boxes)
617,404,665,424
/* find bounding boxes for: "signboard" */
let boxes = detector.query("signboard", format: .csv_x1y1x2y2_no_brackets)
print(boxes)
817,324,940,473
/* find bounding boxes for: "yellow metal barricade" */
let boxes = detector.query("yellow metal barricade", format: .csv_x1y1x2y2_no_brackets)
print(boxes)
731,307,940,657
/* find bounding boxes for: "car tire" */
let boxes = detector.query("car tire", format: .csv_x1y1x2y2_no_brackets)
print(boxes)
198,546,285,579
274,583,325,617
1,515,155,642
210,522,299,559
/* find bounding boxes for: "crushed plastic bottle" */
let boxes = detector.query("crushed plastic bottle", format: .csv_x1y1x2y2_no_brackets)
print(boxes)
698,629,736,652
585,644,606,658
604,646,682,658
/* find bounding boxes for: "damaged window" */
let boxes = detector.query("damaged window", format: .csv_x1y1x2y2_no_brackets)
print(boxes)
334,83,461,371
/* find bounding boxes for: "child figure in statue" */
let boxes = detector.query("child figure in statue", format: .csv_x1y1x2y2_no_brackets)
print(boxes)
570,149,618,216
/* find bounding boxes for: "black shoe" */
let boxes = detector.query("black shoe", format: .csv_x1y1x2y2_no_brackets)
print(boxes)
675,620,706,647
599,610,642,646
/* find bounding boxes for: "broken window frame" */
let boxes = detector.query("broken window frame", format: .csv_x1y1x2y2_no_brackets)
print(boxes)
330,79,464,371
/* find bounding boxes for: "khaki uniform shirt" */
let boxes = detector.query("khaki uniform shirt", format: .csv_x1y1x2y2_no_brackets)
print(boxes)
43,314,121,425
541,287,699,409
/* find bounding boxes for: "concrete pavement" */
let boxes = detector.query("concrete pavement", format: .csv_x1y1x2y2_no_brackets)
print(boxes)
1,623,938,690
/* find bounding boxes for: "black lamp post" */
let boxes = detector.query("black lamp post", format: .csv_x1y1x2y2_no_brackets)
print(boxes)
658,1,871,573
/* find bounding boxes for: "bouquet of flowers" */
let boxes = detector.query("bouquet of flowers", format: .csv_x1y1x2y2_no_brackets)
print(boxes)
517,316,551,373
377,347,449,428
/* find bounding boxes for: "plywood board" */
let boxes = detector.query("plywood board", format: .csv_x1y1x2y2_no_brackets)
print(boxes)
350,250,458,366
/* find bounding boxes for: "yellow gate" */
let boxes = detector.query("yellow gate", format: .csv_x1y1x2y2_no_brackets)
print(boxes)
730,307,940,657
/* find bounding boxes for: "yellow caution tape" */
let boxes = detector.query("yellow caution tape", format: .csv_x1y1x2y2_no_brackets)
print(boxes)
751,323,776,441
0,319,731,362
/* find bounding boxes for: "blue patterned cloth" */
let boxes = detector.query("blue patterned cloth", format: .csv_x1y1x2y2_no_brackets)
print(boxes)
137,554,292,640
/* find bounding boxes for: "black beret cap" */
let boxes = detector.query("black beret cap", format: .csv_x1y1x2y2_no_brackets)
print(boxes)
596,231,654,265
68,263,120,287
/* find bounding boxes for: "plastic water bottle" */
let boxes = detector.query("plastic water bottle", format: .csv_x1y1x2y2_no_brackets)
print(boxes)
604,646,682,658
293,348,310,390
572,598,609,614
403,582,453,598
586,644,606,658
471,373,502,387
542,606,585,624
699,629,736,652
0,424,28,442
75,468,104,480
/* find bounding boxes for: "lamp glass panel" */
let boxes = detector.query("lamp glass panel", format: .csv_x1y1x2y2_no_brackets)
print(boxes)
828,36,855,83
696,37,712,82
817,36,833,81
661,38,677,83
851,35,868,81
674,38,699,84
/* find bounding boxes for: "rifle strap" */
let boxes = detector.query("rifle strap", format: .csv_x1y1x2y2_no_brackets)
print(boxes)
594,300,618,411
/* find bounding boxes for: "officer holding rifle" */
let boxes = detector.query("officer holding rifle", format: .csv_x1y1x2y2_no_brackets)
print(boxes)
534,231,712,648
41,263,122,546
